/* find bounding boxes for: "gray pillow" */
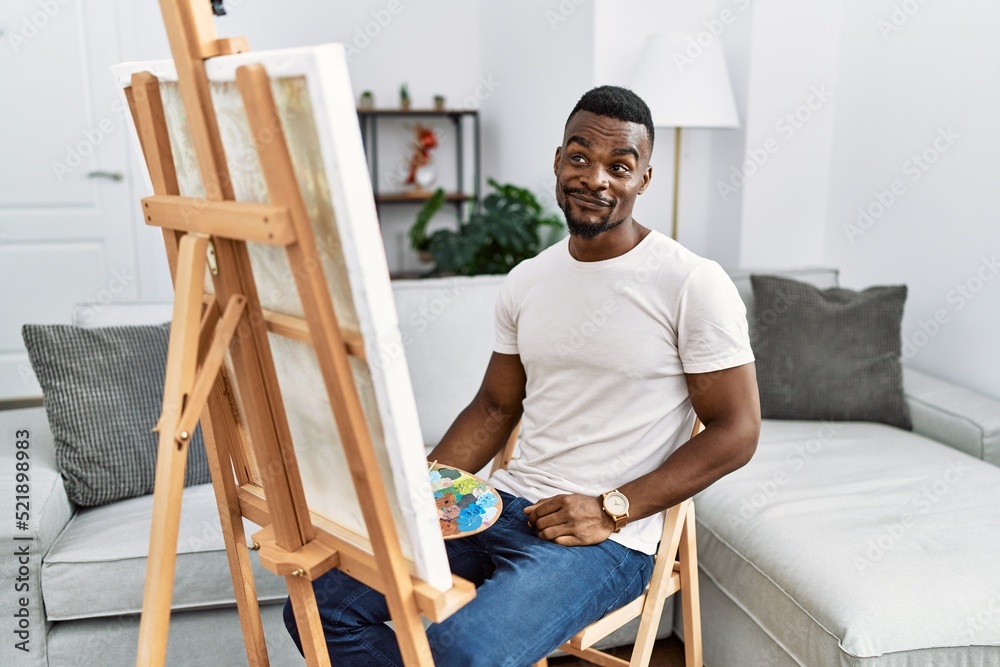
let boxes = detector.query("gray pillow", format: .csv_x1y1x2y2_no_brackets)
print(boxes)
750,275,911,429
22,323,211,506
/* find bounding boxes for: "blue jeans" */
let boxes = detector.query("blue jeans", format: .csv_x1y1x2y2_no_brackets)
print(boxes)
283,491,654,667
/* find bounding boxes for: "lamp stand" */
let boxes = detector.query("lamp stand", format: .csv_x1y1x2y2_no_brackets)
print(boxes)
671,126,682,241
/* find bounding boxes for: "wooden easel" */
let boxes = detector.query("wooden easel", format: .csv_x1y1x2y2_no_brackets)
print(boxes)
126,1,475,665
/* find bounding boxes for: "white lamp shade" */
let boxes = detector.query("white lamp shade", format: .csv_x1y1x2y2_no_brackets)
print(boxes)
631,33,740,129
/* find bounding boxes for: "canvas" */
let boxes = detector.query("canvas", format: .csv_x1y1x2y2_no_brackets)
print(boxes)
111,45,452,592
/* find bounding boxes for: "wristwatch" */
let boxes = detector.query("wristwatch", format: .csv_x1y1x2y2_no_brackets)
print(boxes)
601,489,630,533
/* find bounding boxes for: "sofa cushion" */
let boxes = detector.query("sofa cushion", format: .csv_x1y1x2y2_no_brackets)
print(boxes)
392,275,506,447
22,323,211,506
695,420,1000,664
751,275,910,429
46,602,304,667
41,483,288,620
72,301,174,328
729,267,839,317
904,366,1000,466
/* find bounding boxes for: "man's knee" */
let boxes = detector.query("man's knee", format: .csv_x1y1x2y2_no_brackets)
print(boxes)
282,597,305,656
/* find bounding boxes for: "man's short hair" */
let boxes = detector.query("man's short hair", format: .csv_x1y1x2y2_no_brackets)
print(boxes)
566,85,655,151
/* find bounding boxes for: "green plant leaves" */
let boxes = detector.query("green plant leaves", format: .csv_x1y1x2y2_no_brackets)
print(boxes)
409,188,446,252
407,180,565,276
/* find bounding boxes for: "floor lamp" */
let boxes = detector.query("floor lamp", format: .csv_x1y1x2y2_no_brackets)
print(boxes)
631,33,740,241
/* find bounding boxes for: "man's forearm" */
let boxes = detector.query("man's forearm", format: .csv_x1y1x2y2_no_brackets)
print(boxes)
619,420,758,523
428,398,522,474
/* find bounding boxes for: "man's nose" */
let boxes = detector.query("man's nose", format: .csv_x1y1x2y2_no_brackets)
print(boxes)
580,163,610,191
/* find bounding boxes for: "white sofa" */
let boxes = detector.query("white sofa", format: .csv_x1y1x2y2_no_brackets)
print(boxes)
3,269,1000,666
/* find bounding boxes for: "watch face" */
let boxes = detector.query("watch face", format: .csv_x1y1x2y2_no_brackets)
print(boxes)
604,491,629,515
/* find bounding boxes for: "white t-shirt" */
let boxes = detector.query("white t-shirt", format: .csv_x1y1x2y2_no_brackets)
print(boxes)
489,230,754,555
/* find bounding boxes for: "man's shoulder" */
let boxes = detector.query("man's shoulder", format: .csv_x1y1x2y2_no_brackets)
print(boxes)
506,237,569,280
643,231,728,283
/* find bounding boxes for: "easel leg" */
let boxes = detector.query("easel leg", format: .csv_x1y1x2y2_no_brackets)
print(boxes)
679,504,703,667
286,575,332,667
136,234,209,667
202,376,270,666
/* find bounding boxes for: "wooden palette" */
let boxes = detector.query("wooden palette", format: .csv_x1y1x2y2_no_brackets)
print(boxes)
430,464,503,539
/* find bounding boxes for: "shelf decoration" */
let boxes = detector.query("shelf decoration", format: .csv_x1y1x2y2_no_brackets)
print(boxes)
399,82,410,110
405,124,439,194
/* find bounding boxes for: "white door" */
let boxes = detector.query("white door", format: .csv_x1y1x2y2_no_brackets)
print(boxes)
0,0,139,400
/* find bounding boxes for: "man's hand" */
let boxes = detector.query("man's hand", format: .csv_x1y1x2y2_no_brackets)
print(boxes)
524,494,615,546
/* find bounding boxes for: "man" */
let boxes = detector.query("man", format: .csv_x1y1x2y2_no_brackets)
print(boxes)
284,85,760,666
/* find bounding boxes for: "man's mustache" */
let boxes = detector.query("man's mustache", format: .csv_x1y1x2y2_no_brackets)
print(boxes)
562,187,614,207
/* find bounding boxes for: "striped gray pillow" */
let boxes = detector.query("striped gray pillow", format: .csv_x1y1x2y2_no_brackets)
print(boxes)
22,323,211,506
750,275,911,430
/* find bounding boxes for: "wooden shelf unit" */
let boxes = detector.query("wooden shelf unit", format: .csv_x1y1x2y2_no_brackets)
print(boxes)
357,108,481,217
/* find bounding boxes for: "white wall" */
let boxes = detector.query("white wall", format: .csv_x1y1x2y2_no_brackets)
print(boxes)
114,0,1000,398
737,0,843,269
823,0,1000,398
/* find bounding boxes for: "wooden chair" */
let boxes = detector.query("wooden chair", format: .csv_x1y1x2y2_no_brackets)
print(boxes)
490,420,704,667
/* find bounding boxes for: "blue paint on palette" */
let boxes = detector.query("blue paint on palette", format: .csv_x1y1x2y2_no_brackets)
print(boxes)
430,465,503,539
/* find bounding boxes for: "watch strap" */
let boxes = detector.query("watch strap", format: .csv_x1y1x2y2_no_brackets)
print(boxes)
602,489,630,533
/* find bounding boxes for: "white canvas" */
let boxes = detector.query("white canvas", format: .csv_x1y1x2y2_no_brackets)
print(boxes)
112,45,452,592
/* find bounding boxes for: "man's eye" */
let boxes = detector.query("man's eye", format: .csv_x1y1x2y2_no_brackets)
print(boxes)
570,155,585,163
611,164,629,173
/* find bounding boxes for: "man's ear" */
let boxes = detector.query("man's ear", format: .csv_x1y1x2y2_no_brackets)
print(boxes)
553,147,562,176
638,165,653,195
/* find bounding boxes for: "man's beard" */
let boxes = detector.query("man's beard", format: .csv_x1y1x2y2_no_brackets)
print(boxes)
560,189,625,240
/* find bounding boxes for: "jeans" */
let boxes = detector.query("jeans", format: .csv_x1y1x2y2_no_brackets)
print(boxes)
283,491,654,667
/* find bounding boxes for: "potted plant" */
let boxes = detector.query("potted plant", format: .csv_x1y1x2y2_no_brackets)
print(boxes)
399,83,410,110
408,179,564,276
433,94,446,111
358,90,374,109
